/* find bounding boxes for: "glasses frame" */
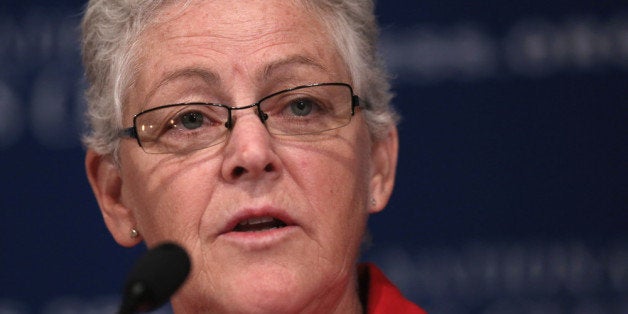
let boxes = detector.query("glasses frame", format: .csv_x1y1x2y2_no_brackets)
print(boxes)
120,82,361,153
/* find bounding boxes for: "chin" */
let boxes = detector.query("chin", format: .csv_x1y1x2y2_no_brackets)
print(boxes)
173,264,347,314
230,268,316,310
172,284,313,314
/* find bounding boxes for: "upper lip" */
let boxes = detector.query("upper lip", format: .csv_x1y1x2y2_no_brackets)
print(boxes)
220,206,297,235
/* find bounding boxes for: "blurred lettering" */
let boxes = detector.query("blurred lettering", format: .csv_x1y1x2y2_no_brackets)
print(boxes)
382,15,628,82
372,240,628,314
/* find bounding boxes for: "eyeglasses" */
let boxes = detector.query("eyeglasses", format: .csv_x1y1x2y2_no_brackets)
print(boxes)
120,82,361,154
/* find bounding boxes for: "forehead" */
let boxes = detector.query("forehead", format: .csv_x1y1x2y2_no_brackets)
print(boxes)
152,0,316,40
128,0,348,111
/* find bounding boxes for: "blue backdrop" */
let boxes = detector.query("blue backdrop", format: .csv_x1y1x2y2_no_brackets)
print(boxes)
1,1,627,313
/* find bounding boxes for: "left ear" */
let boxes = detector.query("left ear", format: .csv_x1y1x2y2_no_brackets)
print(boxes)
368,126,399,213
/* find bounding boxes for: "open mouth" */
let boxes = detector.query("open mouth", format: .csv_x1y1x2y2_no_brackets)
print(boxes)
232,216,288,232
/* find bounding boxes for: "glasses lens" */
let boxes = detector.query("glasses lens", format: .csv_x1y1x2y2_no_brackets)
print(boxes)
260,84,354,135
129,84,356,154
135,104,228,153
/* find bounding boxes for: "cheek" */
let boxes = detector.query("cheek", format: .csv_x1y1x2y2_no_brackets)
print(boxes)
120,151,220,243
282,138,372,220
287,128,372,200
287,150,360,199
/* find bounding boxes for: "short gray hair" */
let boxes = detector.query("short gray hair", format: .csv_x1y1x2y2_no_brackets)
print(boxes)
81,0,398,156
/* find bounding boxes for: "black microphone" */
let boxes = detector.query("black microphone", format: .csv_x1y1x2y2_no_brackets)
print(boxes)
118,242,191,314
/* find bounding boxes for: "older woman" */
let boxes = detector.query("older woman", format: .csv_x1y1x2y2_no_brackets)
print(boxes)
82,0,425,313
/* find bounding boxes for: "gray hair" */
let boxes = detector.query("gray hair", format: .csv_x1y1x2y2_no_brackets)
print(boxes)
81,0,398,156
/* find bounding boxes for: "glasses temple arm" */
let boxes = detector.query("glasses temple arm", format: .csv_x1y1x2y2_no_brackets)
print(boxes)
120,127,138,139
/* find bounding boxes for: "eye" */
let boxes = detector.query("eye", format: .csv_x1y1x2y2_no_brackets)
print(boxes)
289,99,314,116
167,105,224,132
180,111,204,129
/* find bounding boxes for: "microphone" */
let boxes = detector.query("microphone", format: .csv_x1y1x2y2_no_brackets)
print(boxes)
118,242,191,314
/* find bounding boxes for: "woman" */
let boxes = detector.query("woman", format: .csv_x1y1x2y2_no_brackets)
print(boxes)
82,0,426,313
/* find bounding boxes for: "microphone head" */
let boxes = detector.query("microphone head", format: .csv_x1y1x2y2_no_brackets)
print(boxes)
119,242,191,314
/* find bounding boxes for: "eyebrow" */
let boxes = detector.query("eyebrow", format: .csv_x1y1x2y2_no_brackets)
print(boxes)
142,55,327,105
157,67,220,89
261,55,328,81
140,66,220,106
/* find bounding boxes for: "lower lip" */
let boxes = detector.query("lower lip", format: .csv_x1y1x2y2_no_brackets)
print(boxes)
219,225,299,250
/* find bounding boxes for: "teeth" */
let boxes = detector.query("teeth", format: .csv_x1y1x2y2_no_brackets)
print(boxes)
233,216,288,232
238,216,274,226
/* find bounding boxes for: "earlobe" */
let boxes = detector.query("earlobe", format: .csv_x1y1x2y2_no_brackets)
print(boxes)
85,149,141,247
368,127,399,214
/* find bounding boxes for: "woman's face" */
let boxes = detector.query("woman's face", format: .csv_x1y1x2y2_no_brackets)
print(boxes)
87,1,397,313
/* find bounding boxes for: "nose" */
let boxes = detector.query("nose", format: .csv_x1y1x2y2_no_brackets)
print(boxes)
220,111,281,182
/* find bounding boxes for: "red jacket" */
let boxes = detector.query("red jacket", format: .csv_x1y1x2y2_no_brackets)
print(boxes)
359,263,427,314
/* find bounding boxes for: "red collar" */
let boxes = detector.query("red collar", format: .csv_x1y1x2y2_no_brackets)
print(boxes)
358,263,427,314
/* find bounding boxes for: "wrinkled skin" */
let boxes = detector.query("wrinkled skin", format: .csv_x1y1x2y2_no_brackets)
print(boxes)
86,1,398,313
